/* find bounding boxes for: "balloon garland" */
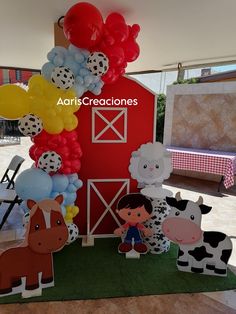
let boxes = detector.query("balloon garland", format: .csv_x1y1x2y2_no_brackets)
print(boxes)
0,2,141,244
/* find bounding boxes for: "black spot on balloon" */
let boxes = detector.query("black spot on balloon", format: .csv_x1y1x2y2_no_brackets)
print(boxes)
62,80,65,84
57,74,60,77
29,117,35,122
43,154,48,159
98,53,103,57
52,78,55,83
70,229,73,235
64,74,67,78
66,86,69,89
32,132,36,136
65,68,69,73
50,166,54,169
94,66,97,70
104,66,107,71
99,61,103,67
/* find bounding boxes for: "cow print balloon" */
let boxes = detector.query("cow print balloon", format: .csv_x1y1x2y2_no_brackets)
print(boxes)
86,52,109,76
38,151,62,173
18,114,43,137
66,223,79,245
51,66,75,90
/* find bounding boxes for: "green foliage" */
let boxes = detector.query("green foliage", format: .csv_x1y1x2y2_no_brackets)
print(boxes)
173,77,200,85
156,94,166,143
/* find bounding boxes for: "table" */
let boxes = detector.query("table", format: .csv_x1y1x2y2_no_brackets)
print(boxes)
166,146,236,190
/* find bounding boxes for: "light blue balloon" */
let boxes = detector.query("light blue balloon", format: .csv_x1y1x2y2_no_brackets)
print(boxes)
52,174,69,192
64,192,77,205
67,183,77,193
53,54,64,67
42,62,54,81
15,168,52,201
74,179,83,189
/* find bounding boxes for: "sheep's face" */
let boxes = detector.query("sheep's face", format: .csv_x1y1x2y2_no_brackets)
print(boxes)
138,157,164,180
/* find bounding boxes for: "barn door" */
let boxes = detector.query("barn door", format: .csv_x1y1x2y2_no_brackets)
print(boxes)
92,107,127,143
84,179,130,244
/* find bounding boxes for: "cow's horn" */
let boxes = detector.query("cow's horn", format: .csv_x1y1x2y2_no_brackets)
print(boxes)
175,192,182,201
196,196,203,205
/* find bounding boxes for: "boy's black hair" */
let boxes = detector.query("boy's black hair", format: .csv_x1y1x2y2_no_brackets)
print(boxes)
117,193,152,214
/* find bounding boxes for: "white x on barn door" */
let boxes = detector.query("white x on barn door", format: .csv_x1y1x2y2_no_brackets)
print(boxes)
92,108,127,143
87,179,130,237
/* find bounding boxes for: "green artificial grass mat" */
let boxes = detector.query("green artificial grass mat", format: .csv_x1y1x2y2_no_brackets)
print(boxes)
0,238,236,304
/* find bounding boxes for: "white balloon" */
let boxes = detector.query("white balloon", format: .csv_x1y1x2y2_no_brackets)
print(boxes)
51,66,75,90
38,151,62,173
87,52,109,76
66,223,79,244
18,114,43,137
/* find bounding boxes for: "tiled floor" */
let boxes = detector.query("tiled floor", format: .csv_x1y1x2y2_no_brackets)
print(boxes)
0,140,236,313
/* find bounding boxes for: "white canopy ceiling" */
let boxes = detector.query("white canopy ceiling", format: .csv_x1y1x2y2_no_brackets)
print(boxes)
1,0,236,72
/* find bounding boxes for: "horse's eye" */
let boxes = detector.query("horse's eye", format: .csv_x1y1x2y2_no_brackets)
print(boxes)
175,211,180,216
155,164,159,169
143,164,147,169
190,215,194,220
35,224,40,231
56,219,62,225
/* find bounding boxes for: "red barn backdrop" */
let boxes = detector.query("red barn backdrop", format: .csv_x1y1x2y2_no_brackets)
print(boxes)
74,76,156,239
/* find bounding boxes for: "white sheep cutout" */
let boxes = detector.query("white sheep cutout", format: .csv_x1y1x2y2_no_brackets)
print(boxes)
129,142,173,188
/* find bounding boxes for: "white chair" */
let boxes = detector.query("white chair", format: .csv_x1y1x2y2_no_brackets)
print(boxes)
0,155,25,190
0,155,24,229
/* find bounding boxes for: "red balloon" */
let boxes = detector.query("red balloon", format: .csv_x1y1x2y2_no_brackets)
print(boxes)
122,40,140,62
63,2,104,49
105,13,125,26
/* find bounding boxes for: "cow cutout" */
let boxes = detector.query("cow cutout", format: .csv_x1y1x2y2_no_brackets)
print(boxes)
162,192,232,277
0,195,68,297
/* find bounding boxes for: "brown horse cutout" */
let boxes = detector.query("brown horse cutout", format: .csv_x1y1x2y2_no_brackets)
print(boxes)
0,195,68,297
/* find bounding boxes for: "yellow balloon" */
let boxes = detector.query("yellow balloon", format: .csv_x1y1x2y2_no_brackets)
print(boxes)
0,85,30,119
65,205,79,223
28,75,80,134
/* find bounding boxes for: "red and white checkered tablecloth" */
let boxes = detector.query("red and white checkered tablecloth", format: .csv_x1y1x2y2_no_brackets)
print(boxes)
167,147,236,189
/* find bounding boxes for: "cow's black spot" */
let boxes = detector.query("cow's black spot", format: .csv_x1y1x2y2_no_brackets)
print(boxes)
203,232,226,248
178,249,184,258
149,242,156,247
176,200,189,211
189,246,213,261
221,249,232,264
206,264,215,270
215,268,226,275
191,267,203,273
177,260,188,266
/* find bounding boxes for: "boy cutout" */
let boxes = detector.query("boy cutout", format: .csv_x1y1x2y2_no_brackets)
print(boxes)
114,193,153,254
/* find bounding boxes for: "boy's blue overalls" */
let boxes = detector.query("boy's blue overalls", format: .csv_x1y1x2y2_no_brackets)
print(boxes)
124,224,142,244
